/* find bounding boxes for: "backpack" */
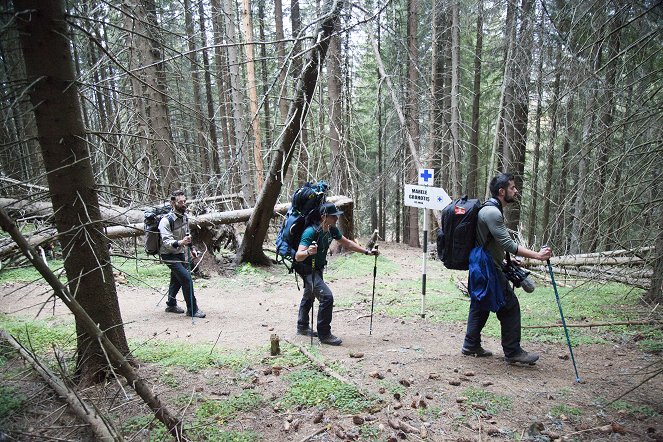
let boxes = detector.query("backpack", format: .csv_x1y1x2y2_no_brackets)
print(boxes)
275,181,329,272
436,196,498,270
144,205,174,255
468,246,505,312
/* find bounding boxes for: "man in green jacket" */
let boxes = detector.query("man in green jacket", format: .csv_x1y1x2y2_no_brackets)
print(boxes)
295,202,379,345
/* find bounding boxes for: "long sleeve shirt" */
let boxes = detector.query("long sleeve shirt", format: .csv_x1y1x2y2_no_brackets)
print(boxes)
476,202,518,268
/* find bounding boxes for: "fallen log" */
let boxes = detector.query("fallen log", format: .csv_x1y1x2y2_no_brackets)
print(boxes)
1,196,146,224
1,331,121,441
0,196,353,260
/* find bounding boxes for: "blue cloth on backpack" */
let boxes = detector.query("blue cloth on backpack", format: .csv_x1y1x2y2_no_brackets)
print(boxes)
468,246,505,312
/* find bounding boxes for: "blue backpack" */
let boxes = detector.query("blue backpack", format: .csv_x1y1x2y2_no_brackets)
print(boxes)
468,246,505,312
275,181,328,272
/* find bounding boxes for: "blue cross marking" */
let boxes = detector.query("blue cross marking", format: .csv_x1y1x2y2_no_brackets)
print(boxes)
420,169,433,182
437,196,442,202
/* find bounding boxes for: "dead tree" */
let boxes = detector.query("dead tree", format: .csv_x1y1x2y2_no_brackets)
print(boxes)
235,0,344,266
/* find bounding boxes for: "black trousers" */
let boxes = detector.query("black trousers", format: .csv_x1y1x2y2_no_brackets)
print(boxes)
463,270,521,357
296,269,334,337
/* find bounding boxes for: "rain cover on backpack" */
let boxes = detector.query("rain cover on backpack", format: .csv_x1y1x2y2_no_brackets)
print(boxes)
275,181,328,272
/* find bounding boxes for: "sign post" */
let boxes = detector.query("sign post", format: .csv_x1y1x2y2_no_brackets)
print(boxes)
404,169,451,317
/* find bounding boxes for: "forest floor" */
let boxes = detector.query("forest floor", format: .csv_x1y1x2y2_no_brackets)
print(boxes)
1,241,662,441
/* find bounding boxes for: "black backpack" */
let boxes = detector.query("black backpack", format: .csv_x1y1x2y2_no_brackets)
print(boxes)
437,197,498,270
144,205,174,255
275,181,328,272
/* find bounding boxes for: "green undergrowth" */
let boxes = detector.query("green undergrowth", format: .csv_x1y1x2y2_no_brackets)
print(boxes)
0,314,75,354
281,368,378,413
0,384,26,421
338,261,652,346
121,413,261,441
325,253,399,281
111,254,170,288
550,403,583,419
196,391,264,424
131,340,263,372
0,259,65,284
463,387,512,415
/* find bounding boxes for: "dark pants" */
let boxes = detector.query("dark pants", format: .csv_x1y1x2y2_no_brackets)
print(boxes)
161,253,198,314
297,269,334,337
463,270,521,357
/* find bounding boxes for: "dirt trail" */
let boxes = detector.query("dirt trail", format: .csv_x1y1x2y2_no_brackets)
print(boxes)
1,242,662,441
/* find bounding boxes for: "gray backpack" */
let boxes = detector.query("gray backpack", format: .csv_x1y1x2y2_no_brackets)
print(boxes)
143,206,173,255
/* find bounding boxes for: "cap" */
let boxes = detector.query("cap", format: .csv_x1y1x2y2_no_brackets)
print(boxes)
320,202,344,216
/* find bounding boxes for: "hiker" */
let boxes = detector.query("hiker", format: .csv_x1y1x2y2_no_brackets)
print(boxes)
462,173,551,364
295,202,379,345
160,190,206,318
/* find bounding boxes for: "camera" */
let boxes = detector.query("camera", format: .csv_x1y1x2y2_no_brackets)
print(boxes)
502,261,536,293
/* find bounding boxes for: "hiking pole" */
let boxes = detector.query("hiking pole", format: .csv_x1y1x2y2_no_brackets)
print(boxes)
310,241,317,346
186,241,194,326
544,249,580,383
369,245,378,335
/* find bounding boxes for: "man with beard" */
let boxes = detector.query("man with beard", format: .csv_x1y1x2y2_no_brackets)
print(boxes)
462,173,551,364
159,189,206,318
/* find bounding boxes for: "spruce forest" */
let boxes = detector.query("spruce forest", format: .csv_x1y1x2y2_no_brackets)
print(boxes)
0,0,662,441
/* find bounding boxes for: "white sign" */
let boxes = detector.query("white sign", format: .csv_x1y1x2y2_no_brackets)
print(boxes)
418,168,435,186
404,184,452,211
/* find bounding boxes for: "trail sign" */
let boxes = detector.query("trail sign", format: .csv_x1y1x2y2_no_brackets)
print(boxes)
418,168,434,186
404,184,452,211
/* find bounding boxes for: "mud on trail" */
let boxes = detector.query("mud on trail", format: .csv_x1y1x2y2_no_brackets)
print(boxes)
1,242,661,441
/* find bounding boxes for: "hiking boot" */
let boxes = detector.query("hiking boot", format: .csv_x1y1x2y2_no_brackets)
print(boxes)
319,334,343,346
461,346,493,357
186,309,206,318
297,328,318,337
505,350,539,365
165,305,185,314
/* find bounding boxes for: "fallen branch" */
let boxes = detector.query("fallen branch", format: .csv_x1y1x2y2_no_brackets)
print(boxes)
523,320,660,329
297,426,327,442
283,338,368,398
1,330,121,442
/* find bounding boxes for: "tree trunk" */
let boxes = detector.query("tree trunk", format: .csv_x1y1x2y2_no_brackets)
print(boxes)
184,0,210,178
198,0,221,176
274,0,288,122
257,0,273,150
504,0,535,230
466,0,483,198
223,0,254,205
449,0,461,197
430,0,444,189
242,0,265,191
210,0,238,193
405,0,420,248
526,11,545,246
328,29,347,194
123,0,178,196
541,46,561,244
235,0,344,265
14,0,130,384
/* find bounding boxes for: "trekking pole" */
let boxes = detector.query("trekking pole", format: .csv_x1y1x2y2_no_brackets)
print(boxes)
369,245,378,335
186,242,194,326
544,249,580,382
310,241,317,346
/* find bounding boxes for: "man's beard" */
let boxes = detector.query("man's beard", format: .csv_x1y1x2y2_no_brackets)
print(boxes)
504,194,516,204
